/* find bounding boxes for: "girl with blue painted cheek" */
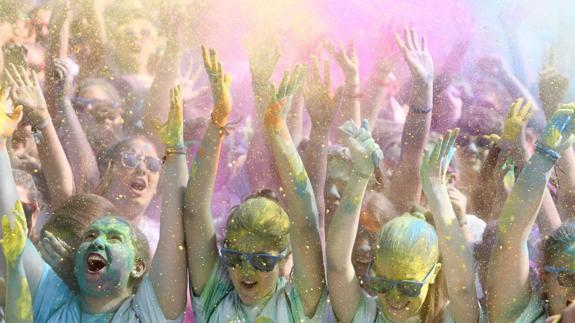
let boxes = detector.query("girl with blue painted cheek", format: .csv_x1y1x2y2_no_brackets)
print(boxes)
185,47,326,322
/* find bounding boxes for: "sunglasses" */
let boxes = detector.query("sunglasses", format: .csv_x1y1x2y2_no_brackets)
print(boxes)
369,264,437,297
120,152,162,173
220,248,288,272
543,266,575,288
72,97,120,111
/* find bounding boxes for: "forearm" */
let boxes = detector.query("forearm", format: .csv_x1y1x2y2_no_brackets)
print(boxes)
302,125,329,243
0,143,18,221
56,96,100,191
502,75,539,109
333,82,360,144
557,147,575,216
76,1,109,79
362,80,386,129
389,102,431,211
5,262,32,323
536,188,562,236
37,121,75,207
185,123,222,295
287,95,304,145
151,153,188,319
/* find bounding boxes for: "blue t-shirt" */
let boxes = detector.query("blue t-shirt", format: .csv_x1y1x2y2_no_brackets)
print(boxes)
33,265,183,323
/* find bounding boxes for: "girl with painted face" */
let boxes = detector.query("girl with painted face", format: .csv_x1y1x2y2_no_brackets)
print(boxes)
487,104,575,322
0,85,188,322
185,47,326,322
327,127,482,323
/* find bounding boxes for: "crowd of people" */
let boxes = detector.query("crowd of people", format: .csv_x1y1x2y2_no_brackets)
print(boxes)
0,0,574,322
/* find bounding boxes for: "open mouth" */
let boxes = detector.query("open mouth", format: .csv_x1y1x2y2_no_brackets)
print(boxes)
567,299,574,307
86,253,107,273
129,178,147,192
240,280,258,290
386,300,410,312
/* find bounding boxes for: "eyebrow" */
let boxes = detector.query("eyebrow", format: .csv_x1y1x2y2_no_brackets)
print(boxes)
107,229,128,237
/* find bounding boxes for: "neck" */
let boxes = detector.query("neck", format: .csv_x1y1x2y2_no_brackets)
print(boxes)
116,53,148,75
80,288,133,314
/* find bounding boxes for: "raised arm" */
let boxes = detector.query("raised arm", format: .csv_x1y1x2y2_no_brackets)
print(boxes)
326,120,382,323
487,105,575,323
6,65,74,207
263,67,325,316
0,93,46,301
421,129,479,323
185,47,232,296
302,57,342,244
149,85,188,319
388,28,434,212
2,201,32,323
326,41,360,144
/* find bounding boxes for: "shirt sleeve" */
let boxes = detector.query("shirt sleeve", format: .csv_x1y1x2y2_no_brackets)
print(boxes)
190,260,234,322
132,275,184,323
32,264,73,323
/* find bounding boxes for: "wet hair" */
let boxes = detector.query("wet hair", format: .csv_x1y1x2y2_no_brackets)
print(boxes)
543,221,575,266
375,211,448,322
224,189,290,252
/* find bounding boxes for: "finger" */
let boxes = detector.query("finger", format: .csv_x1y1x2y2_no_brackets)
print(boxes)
18,65,31,86
1,215,10,236
30,70,39,87
151,118,162,131
333,86,344,104
10,105,23,123
508,99,520,118
439,130,452,160
4,69,17,87
279,71,289,99
337,41,350,65
394,33,407,55
311,55,321,85
269,83,277,103
430,139,443,163
45,232,69,255
201,45,211,72
10,64,24,87
291,64,303,94
40,238,60,260
421,36,428,52
210,48,218,75
356,129,371,142
346,41,356,60
323,60,331,92
446,128,459,152
361,119,370,132
519,101,532,119
409,27,419,51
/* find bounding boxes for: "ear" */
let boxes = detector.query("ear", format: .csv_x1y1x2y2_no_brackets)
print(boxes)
429,263,442,284
131,259,147,279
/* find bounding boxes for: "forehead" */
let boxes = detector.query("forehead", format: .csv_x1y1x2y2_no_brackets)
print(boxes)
87,217,131,236
550,246,575,270
79,84,112,101
119,139,157,157
327,157,352,181
375,251,432,281
225,229,279,254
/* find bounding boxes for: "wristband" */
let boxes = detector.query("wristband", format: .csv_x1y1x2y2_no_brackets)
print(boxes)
535,142,560,162
411,106,433,114
31,118,50,145
33,118,50,131
165,145,186,155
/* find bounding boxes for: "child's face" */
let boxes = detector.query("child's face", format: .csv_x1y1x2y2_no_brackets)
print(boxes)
544,248,575,316
225,229,283,306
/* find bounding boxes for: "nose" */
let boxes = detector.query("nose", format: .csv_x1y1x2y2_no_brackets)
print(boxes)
239,258,256,275
326,183,341,201
90,237,105,250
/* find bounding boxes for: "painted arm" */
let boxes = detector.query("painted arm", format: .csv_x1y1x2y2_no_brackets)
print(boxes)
0,94,46,301
184,47,232,296
302,57,342,244
149,86,188,319
421,129,479,323
74,0,109,80
388,28,434,212
6,65,74,207
487,106,575,323
326,41,360,144
52,59,100,192
539,52,575,217
326,120,382,323
2,202,32,323
263,67,325,316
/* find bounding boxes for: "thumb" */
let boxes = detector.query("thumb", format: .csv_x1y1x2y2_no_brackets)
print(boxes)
151,118,163,131
361,118,370,132
11,105,23,123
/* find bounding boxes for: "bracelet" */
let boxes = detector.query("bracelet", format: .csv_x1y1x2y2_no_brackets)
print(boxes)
166,145,187,155
31,118,51,145
33,118,51,131
411,106,433,114
211,113,234,136
535,142,560,162
352,168,371,179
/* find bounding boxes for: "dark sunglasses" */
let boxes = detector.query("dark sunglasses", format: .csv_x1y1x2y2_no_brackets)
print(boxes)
220,248,288,272
369,264,437,297
120,152,162,173
544,266,575,288
72,97,120,111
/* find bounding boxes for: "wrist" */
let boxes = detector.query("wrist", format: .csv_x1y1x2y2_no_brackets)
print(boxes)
351,168,372,180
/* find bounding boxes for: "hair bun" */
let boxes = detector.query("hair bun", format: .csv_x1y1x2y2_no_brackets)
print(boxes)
409,205,432,221
245,189,279,203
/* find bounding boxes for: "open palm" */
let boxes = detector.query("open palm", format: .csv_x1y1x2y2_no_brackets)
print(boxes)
395,28,434,84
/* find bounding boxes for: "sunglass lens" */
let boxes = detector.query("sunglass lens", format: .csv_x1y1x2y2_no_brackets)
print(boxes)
251,255,276,272
221,250,243,268
399,282,422,297
122,153,139,168
146,158,162,172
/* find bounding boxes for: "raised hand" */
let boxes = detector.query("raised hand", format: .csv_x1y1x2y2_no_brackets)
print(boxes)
247,36,280,86
5,64,49,128
539,104,575,152
448,186,468,221
153,85,184,149
501,98,534,143
0,87,23,140
303,57,342,130
539,49,569,118
53,59,74,98
477,55,512,81
1,201,28,265
341,119,383,178
37,230,73,273
202,46,232,127
325,40,359,84
394,27,434,86
421,128,459,189
264,65,304,132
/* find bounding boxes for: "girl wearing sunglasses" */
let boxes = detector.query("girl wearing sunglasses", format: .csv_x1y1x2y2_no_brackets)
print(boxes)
185,48,326,322
487,105,575,322
328,128,482,323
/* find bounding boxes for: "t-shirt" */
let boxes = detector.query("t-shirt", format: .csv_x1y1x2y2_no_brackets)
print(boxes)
515,291,546,323
352,289,485,323
191,260,327,323
33,265,183,323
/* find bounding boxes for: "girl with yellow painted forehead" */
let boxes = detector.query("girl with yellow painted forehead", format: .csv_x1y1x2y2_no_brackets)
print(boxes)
185,47,326,322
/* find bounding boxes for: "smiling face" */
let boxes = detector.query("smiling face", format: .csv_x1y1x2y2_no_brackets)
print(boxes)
224,229,283,306
373,251,439,321
543,246,575,315
74,217,144,297
113,18,158,73
102,138,160,220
